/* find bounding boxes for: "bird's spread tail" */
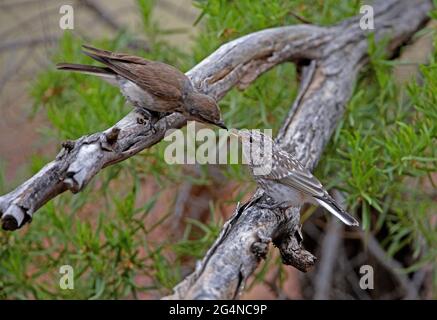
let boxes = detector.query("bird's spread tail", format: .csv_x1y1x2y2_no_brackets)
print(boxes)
56,63,118,85
315,196,359,226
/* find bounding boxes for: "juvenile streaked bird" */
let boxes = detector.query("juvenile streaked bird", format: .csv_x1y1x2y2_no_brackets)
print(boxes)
57,45,226,130
233,129,359,226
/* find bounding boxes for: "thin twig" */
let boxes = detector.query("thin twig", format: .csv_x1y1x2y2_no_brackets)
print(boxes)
287,11,313,25
360,233,419,299
313,218,343,299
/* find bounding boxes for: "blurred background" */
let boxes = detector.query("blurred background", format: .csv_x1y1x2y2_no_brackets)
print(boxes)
0,0,436,299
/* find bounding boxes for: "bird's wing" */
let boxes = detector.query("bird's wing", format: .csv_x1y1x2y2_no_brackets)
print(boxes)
265,148,359,226
82,45,186,101
265,150,326,198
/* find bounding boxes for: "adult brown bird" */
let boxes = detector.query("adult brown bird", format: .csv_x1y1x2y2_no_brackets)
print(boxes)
57,45,227,130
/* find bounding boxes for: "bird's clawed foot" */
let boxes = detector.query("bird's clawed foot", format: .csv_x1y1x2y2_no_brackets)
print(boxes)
136,108,159,133
146,120,158,134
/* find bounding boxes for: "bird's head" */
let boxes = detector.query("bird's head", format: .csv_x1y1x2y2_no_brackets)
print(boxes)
231,129,274,147
185,92,227,129
230,129,275,172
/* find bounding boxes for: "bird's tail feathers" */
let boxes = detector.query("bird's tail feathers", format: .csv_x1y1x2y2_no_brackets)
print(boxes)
82,44,114,57
56,63,118,85
82,45,130,62
315,196,359,226
81,49,110,65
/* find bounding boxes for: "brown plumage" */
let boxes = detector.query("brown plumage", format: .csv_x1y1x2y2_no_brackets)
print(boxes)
57,45,226,129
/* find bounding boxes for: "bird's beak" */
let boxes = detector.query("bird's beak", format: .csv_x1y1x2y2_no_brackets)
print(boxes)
216,120,228,130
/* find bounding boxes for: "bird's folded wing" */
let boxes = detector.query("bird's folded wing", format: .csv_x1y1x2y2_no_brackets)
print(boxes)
117,62,183,101
82,45,184,101
266,150,326,198
279,173,326,198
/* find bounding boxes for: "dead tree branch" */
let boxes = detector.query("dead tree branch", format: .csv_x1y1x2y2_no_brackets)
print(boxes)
165,0,432,299
0,0,432,300
0,23,328,229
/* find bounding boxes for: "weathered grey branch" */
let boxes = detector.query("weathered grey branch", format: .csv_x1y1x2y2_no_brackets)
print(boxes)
165,0,432,299
0,23,329,229
0,0,432,300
